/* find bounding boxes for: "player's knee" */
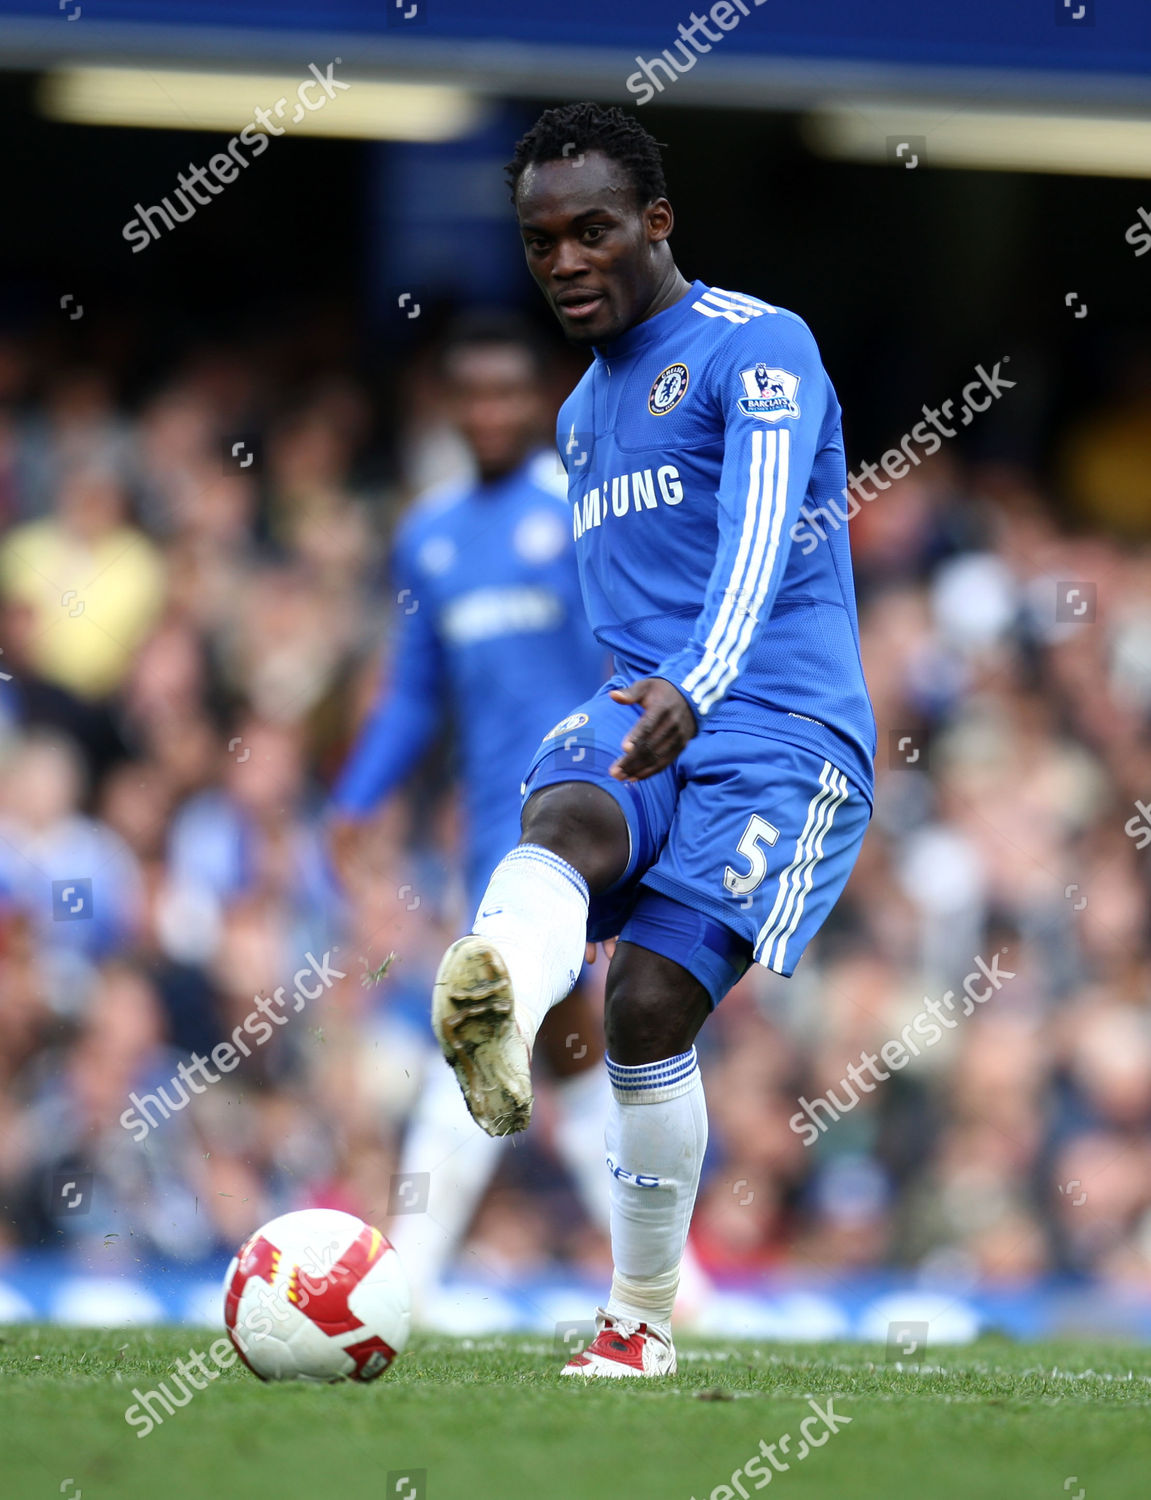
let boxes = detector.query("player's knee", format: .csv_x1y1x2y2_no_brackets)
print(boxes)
604,986,669,1064
520,781,628,891
604,945,709,1065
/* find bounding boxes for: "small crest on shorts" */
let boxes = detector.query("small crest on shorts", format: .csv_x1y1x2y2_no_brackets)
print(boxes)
737,364,800,422
543,711,589,741
648,363,689,415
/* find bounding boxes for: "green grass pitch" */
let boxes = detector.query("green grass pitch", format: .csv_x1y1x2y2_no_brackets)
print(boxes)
2,1326,1150,1500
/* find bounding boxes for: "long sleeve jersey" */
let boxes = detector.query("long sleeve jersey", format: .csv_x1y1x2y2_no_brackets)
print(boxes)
558,279,876,802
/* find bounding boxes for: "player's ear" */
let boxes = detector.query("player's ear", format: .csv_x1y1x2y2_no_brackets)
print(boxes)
644,197,674,244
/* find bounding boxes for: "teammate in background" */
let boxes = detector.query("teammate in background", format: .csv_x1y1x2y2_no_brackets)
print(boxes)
328,315,611,1318
432,105,877,1375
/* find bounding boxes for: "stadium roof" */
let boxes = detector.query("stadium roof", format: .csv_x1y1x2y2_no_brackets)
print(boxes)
1,0,1150,112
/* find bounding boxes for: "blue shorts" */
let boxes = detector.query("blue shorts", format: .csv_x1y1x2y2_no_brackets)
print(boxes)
521,679,872,1007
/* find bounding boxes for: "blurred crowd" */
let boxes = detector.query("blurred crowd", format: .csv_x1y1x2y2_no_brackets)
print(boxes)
1,316,1150,1304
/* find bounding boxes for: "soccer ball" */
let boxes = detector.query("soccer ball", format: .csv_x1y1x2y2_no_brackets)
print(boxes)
223,1208,410,1382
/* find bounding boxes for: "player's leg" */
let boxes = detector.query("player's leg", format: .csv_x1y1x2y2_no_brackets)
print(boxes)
536,968,714,1315
432,687,676,1136
562,735,873,1379
431,779,628,1136
560,920,741,1378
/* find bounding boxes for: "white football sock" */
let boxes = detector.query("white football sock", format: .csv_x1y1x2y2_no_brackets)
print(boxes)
471,845,589,1049
603,1047,708,1332
551,1065,612,1231
386,1057,505,1321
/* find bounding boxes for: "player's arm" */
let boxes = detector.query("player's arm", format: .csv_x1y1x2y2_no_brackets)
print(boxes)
328,530,445,876
612,318,830,781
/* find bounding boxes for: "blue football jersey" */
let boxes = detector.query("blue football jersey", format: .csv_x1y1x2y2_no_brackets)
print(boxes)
332,451,606,886
557,280,876,802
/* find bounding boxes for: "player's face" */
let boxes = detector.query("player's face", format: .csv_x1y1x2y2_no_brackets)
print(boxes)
515,151,673,346
446,344,545,477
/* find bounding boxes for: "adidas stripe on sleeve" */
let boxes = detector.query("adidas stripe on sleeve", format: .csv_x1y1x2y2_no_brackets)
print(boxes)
652,314,830,721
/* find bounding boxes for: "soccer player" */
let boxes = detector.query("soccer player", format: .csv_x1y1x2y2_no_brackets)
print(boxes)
328,315,612,1316
431,104,877,1375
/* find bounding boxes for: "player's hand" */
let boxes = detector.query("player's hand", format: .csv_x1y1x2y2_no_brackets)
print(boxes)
608,678,697,782
584,938,618,965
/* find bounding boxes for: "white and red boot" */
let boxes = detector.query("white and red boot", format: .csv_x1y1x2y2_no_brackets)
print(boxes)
560,1308,677,1378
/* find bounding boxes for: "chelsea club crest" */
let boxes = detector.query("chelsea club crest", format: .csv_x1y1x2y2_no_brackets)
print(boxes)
648,363,689,415
543,711,589,740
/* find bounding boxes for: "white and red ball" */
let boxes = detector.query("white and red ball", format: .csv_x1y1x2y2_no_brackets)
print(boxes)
223,1208,410,1382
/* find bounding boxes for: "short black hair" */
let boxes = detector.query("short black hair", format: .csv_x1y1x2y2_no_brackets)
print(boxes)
437,308,550,380
505,102,668,209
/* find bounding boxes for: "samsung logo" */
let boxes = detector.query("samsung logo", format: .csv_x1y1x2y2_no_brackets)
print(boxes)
572,465,684,539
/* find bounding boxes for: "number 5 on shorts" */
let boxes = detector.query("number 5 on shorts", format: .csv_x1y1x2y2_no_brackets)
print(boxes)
724,814,780,897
